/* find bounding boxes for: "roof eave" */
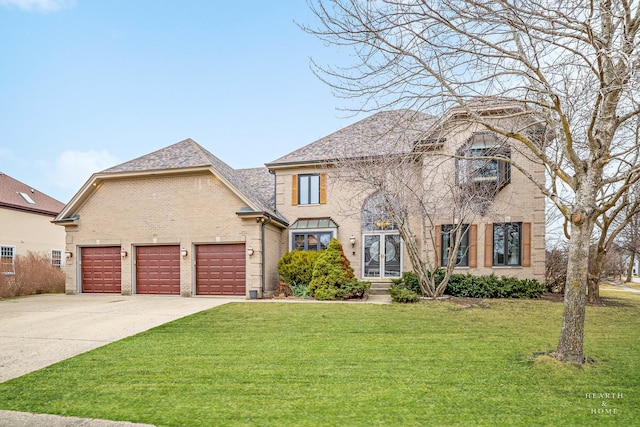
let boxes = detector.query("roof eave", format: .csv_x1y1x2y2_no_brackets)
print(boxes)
0,202,60,217
236,210,289,228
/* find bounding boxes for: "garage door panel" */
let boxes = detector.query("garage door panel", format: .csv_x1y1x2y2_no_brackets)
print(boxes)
136,245,180,295
81,247,121,293
196,244,245,295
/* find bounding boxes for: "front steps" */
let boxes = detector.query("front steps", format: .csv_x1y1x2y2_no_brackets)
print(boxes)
369,281,391,295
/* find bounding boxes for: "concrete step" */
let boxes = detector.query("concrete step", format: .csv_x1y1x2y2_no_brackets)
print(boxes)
368,282,392,296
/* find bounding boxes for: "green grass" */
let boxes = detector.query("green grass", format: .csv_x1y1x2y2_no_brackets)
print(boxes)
0,293,638,426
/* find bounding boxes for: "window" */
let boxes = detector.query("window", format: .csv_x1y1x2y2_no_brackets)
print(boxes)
362,193,397,231
292,173,327,205
299,174,320,205
493,223,522,266
441,224,470,267
457,133,510,188
292,232,333,251
1,246,15,274
51,249,63,268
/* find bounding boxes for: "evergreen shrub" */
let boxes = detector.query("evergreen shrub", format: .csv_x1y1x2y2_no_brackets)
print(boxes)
277,250,320,287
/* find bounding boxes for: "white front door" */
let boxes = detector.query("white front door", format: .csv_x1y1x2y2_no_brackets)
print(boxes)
363,233,402,278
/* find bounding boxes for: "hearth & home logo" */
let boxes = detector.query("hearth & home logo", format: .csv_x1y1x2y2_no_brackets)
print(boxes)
585,392,623,415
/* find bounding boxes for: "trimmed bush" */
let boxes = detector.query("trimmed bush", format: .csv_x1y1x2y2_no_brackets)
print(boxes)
394,270,546,299
277,250,320,287
445,273,545,299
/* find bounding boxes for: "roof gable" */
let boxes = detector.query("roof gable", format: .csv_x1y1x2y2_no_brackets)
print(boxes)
0,172,65,216
56,139,286,225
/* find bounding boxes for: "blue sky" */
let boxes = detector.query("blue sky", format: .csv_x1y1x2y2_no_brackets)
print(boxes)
0,0,361,203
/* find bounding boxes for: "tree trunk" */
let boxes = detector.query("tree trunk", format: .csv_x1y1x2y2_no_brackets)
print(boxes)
587,246,603,303
627,252,636,283
555,215,593,364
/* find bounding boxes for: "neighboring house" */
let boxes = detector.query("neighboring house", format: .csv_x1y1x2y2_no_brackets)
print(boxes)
54,106,545,297
0,172,66,273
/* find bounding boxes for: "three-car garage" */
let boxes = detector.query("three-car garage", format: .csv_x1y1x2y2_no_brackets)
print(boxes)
79,244,246,296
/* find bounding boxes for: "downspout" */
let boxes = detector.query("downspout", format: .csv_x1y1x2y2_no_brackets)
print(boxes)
264,169,277,296
261,216,272,295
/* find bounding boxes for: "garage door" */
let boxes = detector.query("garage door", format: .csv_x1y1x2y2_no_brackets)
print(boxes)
196,244,246,295
81,246,121,293
136,245,181,295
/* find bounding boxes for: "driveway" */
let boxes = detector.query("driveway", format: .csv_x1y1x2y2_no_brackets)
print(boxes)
0,294,242,383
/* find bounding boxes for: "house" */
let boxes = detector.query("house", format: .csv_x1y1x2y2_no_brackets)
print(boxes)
54,107,545,297
0,172,66,273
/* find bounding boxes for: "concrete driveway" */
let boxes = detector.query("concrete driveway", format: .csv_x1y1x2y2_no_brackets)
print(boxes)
0,294,242,383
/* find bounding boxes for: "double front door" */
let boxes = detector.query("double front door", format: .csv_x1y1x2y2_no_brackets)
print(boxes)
363,233,401,278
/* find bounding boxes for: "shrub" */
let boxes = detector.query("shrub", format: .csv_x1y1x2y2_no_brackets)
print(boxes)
0,251,65,299
392,271,422,294
278,250,320,287
309,238,360,300
444,273,545,299
389,282,420,303
335,280,371,300
313,286,339,301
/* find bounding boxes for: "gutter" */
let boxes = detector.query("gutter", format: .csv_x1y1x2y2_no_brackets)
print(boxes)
51,214,80,225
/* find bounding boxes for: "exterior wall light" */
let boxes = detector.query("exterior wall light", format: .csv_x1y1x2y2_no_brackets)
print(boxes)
349,235,356,247
180,248,188,257
65,251,73,259
120,249,128,258
247,247,254,256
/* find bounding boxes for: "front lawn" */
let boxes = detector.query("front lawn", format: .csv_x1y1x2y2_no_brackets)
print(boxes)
0,293,638,426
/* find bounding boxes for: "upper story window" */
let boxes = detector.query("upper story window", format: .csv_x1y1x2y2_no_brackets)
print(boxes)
441,224,470,267
299,174,320,205
457,132,511,189
292,173,327,205
1,246,15,274
51,249,63,268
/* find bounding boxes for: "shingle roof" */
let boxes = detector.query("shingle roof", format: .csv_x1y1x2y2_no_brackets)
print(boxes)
0,172,65,216
266,109,437,166
103,139,282,221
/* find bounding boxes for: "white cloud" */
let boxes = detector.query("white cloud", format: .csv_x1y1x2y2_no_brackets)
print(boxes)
49,149,119,195
0,0,74,12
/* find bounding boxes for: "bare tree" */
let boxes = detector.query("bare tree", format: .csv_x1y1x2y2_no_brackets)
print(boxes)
330,113,496,297
619,186,640,282
304,0,640,363
588,190,640,301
